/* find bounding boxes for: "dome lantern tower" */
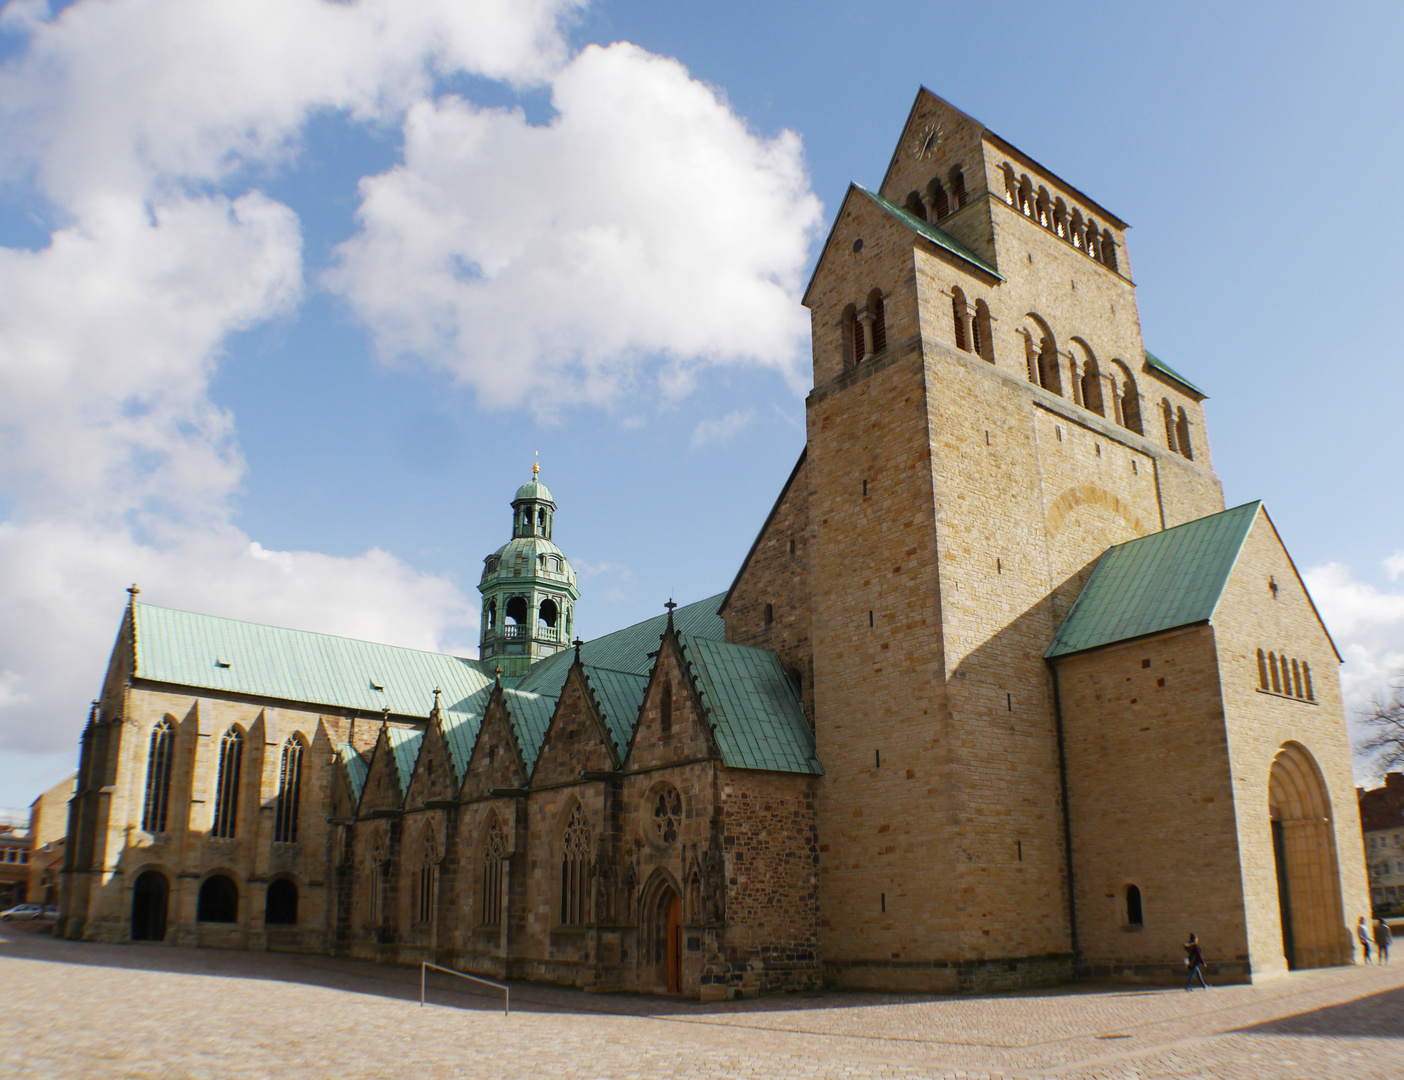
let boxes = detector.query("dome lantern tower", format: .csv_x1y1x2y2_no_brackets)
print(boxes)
478,465,579,677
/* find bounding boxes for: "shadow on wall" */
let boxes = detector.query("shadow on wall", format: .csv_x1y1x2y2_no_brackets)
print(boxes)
1233,985,1404,1040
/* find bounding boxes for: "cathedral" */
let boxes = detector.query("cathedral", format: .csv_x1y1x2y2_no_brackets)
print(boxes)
59,89,1368,997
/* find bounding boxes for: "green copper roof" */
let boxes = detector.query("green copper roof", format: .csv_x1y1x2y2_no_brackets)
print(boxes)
1046,502,1261,659
680,635,822,775
856,185,1004,280
1144,350,1205,397
387,727,423,794
582,666,649,756
337,744,369,802
131,603,493,719
514,479,555,504
501,687,557,766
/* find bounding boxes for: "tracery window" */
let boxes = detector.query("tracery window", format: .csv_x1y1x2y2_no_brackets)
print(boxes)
559,805,592,926
212,727,243,839
273,737,303,844
481,815,507,927
142,718,174,834
652,786,683,846
416,833,437,926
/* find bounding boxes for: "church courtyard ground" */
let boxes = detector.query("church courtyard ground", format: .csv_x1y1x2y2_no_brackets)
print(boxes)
2,922,1401,1079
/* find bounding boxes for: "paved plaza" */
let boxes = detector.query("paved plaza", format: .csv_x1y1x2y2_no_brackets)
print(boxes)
2,922,1401,1079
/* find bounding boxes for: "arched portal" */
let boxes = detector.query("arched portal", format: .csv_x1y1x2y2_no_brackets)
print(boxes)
197,874,239,924
642,874,683,993
131,869,169,942
1268,743,1348,969
265,878,298,925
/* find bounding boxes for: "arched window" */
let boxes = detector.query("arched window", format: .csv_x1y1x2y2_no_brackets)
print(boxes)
142,718,174,834
481,815,507,927
197,874,238,923
505,596,528,625
273,737,303,844
1280,654,1292,697
842,304,863,367
1162,400,1178,453
539,598,558,631
1175,407,1193,460
265,878,298,925
212,728,243,839
1269,652,1281,693
951,288,969,352
1303,662,1314,701
949,166,967,209
487,599,497,631
1053,198,1068,238
1000,164,1017,206
652,785,683,845
1070,209,1086,250
1018,175,1035,217
1085,217,1102,259
1258,649,1270,690
660,679,673,734
1126,884,1143,926
973,300,994,362
1101,229,1119,272
763,602,774,625
1036,187,1051,228
537,508,546,535
1029,324,1061,395
928,177,951,220
867,290,887,354
417,833,437,925
1080,356,1105,416
1112,361,1143,435
904,190,927,221
560,804,592,926
1291,659,1304,698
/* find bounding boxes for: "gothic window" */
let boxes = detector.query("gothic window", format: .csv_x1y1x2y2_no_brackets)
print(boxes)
1175,407,1194,460
1258,649,1270,690
273,737,303,844
951,288,969,351
973,300,994,363
1126,884,1143,926
265,878,298,925
141,718,174,834
197,874,238,923
652,786,683,846
660,679,673,734
416,834,437,925
904,190,926,221
212,727,243,839
867,290,887,354
560,805,593,926
481,815,507,927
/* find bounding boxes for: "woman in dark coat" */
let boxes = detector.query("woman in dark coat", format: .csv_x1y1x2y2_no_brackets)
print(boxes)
1184,933,1210,990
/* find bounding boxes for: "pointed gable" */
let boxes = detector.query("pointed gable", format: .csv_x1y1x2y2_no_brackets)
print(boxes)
359,725,417,814
459,691,527,800
335,743,369,808
530,666,619,786
624,630,718,772
403,716,456,809
580,666,647,759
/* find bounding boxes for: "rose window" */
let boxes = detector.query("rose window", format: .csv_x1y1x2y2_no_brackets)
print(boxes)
652,787,683,845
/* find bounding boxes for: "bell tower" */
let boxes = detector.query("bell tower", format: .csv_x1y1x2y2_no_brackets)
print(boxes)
478,464,579,678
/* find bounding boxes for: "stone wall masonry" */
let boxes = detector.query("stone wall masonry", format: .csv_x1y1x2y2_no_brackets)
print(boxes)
721,453,814,722
1053,627,1250,984
1212,510,1370,977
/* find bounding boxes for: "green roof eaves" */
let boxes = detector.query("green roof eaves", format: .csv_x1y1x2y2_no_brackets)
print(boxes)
1144,350,1205,397
856,186,1004,280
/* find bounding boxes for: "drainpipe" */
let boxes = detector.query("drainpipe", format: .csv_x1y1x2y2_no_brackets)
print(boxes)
1050,663,1080,980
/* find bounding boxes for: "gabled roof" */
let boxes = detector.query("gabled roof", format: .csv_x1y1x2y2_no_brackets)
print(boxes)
501,688,556,768
130,603,492,719
387,727,423,794
1144,350,1206,398
582,666,649,757
1046,502,1261,659
679,635,822,775
337,744,369,803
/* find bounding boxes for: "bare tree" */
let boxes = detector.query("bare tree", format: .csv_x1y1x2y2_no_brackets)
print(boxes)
1359,672,1404,774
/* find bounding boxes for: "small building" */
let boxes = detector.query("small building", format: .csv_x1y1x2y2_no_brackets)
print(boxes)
0,827,31,907
28,774,76,906
1359,774,1404,914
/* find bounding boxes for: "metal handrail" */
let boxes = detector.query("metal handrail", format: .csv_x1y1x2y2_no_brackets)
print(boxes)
420,961,510,1015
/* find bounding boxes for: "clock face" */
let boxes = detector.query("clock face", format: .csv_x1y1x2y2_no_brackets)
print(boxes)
911,122,943,161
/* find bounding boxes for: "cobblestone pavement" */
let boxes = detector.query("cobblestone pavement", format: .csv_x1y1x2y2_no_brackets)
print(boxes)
3,923,1401,1079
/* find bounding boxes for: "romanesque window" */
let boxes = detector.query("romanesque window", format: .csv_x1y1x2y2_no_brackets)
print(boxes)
1258,649,1270,690
867,289,887,354
1101,230,1119,272
273,737,303,844
481,815,507,927
486,599,497,631
539,598,559,633
973,300,994,363
265,878,298,925
927,177,950,220
1175,407,1194,460
211,727,243,839
904,190,927,221
1268,652,1281,692
1162,400,1178,453
560,804,592,926
951,288,969,351
1257,651,1315,701
197,874,238,923
141,718,174,834
652,786,683,846
1080,356,1105,416
416,833,437,926
1126,884,1143,926
949,166,967,209
1112,360,1143,435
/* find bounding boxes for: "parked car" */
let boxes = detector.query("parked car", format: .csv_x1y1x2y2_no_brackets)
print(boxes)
0,903,43,921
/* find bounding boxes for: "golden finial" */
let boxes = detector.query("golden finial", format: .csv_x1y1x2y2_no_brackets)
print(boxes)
532,456,540,479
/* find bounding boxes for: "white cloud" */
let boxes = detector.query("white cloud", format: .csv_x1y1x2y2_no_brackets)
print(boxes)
1303,557,1404,778
1385,551,1404,582
0,2,824,804
691,408,755,447
329,42,823,411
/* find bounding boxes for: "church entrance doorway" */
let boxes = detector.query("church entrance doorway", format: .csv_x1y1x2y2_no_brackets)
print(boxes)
1269,742,1348,969
131,870,168,942
644,878,683,993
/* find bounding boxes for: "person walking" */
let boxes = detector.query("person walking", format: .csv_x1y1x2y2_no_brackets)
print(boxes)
1184,933,1211,991
1357,916,1373,963
1376,918,1392,965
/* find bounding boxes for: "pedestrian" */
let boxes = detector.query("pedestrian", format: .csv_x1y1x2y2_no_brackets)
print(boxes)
1357,916,1373,963
1376,918,1392,965
1184,933,1210,991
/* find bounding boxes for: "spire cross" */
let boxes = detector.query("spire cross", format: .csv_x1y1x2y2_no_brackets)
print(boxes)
664,598,677,633
127,583,141,600
573,636,584,663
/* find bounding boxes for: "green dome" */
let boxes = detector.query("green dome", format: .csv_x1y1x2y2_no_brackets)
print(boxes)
513,479,555,505
480,537,577,590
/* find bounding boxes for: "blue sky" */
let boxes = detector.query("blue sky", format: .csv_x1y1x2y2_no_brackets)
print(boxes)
1,0,1402,812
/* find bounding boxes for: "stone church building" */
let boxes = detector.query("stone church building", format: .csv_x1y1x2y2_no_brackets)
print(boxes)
59,89,1368,996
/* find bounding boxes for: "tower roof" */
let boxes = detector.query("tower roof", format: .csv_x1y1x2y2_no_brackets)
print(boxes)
513,479,554,504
